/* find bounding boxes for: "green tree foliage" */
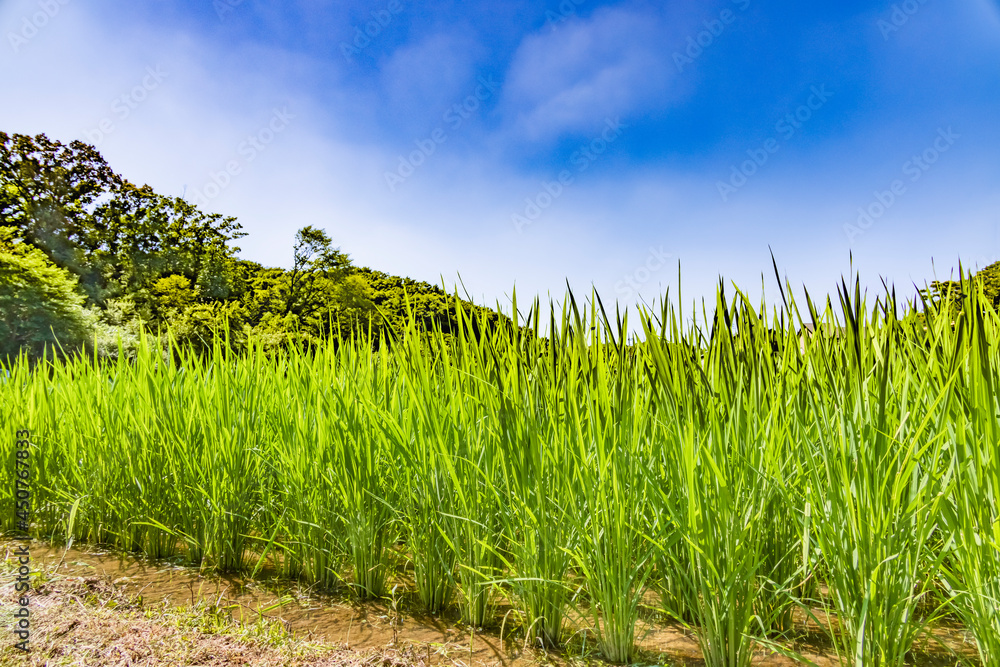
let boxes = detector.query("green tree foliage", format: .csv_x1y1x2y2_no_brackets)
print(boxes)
151,274,197,317
1,132,245,308
919,261,1000,317
284,225,351,315
0,131,119,298
0,226,92,360
236,227,376,349
91,183,245,308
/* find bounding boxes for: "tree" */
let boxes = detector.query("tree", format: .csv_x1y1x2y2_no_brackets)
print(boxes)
90,182,245,308
1,132,245,308
2,130,512,357
230,228,381,348
284,225,352,316
151,274,197,317
0,131,120,299
0,226,93,360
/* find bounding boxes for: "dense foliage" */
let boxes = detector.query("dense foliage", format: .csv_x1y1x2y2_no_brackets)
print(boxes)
0,226,92,359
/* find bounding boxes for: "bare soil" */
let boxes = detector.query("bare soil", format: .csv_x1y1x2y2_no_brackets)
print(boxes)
1,540,978,666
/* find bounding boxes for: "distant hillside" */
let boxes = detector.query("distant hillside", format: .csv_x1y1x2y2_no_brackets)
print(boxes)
0,130,512,360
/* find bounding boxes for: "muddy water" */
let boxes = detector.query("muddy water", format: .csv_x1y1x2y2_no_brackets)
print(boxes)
2,540,973,666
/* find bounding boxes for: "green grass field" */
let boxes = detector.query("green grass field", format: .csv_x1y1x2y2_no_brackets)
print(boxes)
3,276,999,666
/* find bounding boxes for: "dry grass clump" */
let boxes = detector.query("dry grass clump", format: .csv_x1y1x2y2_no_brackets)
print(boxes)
1,571,426,666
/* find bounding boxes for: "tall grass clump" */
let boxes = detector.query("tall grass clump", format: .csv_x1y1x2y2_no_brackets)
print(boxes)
436,308,505,627
564,298,654,664
265,346,344,589
388,332,459,614
642,287,801,667
795,282,955,666
331,338,396,599
185,338,269,572
494,300,577,649
938,286,1000,664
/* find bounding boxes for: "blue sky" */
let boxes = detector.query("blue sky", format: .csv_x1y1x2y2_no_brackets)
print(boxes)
2,0,999,316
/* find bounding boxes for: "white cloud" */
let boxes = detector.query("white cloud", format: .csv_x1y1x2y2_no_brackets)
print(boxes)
380,31,484,127
500,6,673,142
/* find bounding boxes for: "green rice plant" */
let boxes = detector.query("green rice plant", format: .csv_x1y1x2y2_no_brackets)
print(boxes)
435,294,520,627
377,327,459,614
329,340,396,600
655,536,695,624
433,313,504,626
938,287,1000,664
641,288,800,667
50,337,191,558
941,426,1000,665
4,264,1000,667
569,479,651,663
184,339,269,572
397,451,457,615
755,484,806,637
631,290,701,627
492,300,577,648
724,285,810,639
264,349,344,588
564,304,654,663
794,284,955,667
446,457,503,627
498,444,575,649
659,423,778,667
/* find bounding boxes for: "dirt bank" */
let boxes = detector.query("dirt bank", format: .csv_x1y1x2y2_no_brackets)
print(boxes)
1,540,974,666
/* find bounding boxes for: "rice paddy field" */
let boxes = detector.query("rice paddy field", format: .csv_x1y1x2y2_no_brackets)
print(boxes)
3,277,999,666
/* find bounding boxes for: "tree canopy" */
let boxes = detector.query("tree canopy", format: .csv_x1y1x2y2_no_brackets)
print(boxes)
0,226,92,361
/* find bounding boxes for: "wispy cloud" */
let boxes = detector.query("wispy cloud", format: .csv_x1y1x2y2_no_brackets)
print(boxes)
380,30,485,130
500,6,674,143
